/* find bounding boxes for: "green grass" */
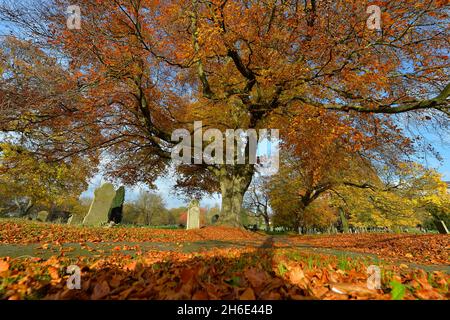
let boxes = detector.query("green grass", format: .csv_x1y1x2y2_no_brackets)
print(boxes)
278,263,288,276
390,281,406,300
337,255,351,271
307,256,315,269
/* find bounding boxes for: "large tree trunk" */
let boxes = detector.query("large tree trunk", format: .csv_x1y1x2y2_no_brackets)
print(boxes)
294,206,306,233
217,165,254,227
263,214,270,231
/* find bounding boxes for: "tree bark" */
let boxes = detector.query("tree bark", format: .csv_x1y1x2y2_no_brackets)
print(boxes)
263,214,270,231
217,165,254,227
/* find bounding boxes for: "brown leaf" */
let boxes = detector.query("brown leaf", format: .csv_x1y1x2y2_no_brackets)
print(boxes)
416,276,434,291
261,291,281,300
192,290,209,300
330,283,377,297
240,287,256,300
310,286,329,298
244,268,267,288
414,289,443,300
109,275,123,288
180,267,197,284
91,281,110,300
288,266,306,286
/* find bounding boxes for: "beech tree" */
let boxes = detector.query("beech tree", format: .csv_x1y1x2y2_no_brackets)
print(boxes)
0,0,448,226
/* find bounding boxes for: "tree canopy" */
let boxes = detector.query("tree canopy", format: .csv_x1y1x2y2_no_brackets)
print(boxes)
0,0,448,226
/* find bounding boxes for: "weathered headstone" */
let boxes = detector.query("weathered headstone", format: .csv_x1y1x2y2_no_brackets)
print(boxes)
186,199,200,230
68,213,84,225
36,211,49,222
434,220,449,234
211,214,220,225
48,210,71,223
82,183,116,226
108,186,125,224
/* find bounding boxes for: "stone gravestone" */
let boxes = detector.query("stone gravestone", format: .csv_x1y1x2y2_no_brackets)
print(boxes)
68,213,84,225
108,186,125,224
36,211,49,222
211,214,220,225
82,183,116,226
186,199,200,230
48,210,71,223
434,220,449,234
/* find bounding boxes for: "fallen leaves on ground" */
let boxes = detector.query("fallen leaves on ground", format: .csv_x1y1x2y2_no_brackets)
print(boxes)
0,220,448,300
0,248,448,300
289,233,449,265
0,220,263,244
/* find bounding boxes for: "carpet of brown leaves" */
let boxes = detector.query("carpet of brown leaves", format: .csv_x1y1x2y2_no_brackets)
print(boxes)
0,220,449,300
0,220,263,244
1,248,448,300
289,233,450,265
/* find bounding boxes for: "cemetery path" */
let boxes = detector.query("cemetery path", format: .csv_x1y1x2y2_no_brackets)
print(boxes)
0,235,448,273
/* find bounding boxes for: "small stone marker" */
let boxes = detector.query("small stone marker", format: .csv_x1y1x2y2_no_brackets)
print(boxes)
186,199,200,230
82,183,116,226
36,210,49,222
434,220,449,234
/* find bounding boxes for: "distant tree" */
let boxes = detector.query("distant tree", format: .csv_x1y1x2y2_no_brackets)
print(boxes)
69,197,92,223
333,163,450,228
168,207,187,225
122,202,140,225
164,209,177,226
244,177,271,230
268,144,378,230
133,190,167,226
0,143,92,217
423,202,450,231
